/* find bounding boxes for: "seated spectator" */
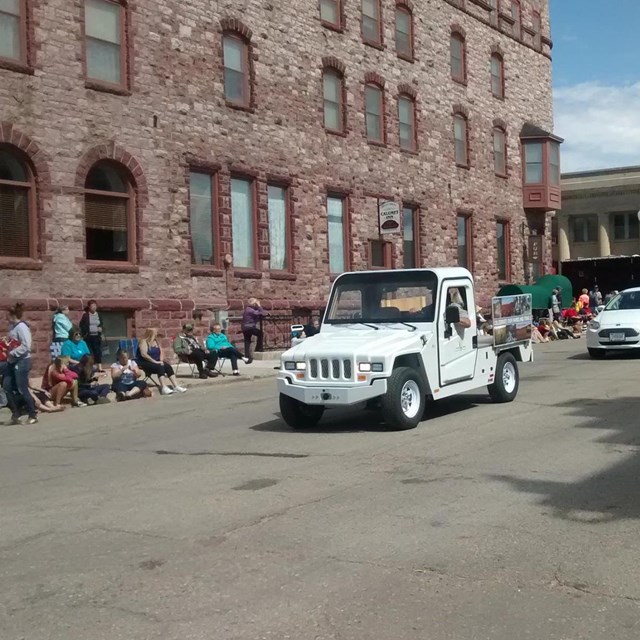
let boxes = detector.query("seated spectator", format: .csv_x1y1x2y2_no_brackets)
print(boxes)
111,349,151,401
77,355,111,405
61,330,91,371
531,325,549,344
29,387,65,413
42,357,86,407
551,320,579,340
173,323,218,379
206,323,249,376
137,328,187,395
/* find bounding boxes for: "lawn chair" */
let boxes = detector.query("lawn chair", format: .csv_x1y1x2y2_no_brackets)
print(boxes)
175,353,199,378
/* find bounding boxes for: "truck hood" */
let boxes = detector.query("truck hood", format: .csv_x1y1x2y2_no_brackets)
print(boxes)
283,328,430,360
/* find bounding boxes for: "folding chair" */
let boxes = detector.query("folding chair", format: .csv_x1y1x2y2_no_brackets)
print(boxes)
176,353,198,378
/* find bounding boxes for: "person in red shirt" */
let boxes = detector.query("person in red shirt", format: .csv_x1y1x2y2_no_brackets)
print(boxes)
42,357,85,407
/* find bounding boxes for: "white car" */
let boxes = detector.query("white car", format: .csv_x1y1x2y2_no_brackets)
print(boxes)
587,288,640,358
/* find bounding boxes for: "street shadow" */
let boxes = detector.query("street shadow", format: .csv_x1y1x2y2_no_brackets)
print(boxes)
568,351,640,361
490,397,640,523
251,394,488,434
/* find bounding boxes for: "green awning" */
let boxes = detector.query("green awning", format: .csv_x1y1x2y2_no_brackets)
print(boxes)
497,274,574,310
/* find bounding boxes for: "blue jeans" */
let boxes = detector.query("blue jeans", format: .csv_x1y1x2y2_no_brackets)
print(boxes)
3,358,37,419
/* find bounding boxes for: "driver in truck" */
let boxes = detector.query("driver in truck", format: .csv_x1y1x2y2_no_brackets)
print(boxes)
447,288,472,329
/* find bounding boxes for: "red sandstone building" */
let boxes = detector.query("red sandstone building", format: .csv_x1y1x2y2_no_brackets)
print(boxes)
0,0,561,365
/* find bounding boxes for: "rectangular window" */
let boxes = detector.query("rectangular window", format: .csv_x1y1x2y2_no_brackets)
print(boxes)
571,215,597,243
100,310,132,362
395,7,413,59
454,115,468,166
549,142,560,186
403,205,418,268
365,84,383,143
230,177,255,268
532,11,542,48
493,129,506,175
497,221,509,281
362,0,381,45
268,184,289,271
450,34,465,83
524,142,543,184
323,70,343,132
511,1,521,38
491,55,504,98
488,0,499,26
369,239,392,269
85,0,124,86
223,35,249,106
320,0,341,27
398,96,416,151
0,0,23,61
612,213,640,241
327,195,346,273
457,214,471,269
189,172,216,266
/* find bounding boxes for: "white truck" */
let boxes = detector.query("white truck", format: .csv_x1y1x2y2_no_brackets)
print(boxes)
277,268,533,431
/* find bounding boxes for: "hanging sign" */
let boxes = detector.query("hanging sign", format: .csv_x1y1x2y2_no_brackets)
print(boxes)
378,200,401,235
528,235,543,264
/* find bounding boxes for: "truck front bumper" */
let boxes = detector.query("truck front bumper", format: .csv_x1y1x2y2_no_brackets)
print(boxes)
278,375,388,406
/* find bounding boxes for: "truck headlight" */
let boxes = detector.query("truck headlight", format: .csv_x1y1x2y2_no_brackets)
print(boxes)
371,363,384,372
295,362,307,371
284,361,296,370
358,363,372,372
358,363,383,373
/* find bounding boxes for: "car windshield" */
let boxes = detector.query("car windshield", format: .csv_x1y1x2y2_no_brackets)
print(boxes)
325,271,438,324
605,291,640,311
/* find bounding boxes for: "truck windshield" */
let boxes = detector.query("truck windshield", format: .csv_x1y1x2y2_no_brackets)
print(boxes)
325,271,438,325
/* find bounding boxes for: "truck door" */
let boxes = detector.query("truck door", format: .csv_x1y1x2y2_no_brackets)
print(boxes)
438,280,477,386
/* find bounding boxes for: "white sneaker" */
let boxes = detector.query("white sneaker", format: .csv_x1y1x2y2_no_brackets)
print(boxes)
242,357,250,364
73,401,87,408
161,386,174,395
175,386,187,393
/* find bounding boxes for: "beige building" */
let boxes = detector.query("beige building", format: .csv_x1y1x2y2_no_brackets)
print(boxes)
556,166,640,269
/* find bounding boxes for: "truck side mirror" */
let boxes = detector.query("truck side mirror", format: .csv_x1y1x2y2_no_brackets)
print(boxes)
445,305,460,325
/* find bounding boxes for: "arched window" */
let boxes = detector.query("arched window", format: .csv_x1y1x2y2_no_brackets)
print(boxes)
398,93,416,151
365,82,384,143
0,146,36,258
453,113,469,166
450,32,466,83
323,68,345,133
223,32,251,107
395,6,414,60
493,127,507,176
490,53,504,98
84,161,134,263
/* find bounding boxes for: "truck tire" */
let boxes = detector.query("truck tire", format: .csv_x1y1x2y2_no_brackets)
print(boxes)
488,353,519,403
279,394,325,430
588,348,606,359
380,367,425,431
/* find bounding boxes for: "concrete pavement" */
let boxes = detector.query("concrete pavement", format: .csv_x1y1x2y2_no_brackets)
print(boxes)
2,340,640,639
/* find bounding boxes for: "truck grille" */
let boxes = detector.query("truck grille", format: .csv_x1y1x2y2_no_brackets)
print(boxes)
308,358,353,381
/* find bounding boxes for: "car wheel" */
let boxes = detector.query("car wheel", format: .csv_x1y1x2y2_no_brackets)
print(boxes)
588,348,606,360
488,353,519,403
279,394,324,430
380,367,425,431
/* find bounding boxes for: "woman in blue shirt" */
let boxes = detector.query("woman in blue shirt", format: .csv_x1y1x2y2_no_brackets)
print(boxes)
60,330,91,371
206,323,249,376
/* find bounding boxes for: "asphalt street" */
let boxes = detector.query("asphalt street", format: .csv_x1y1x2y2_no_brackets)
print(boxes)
2,339,640,640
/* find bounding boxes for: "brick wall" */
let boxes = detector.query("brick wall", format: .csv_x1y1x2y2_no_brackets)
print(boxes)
1,0,555,367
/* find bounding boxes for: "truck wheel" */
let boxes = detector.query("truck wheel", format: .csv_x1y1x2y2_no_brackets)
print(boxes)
279,394,325,430
588,348,606,359
380,367,425,431
488,353,519,403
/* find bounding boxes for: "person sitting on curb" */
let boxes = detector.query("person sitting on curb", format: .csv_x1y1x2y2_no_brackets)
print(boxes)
61,330,91,372
42,356,86,408
205,323,250,376
173,323,218,379
111,349,151,401
77,355,111,405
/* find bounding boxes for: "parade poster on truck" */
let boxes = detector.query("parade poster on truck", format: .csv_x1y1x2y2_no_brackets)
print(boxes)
492,294,533,347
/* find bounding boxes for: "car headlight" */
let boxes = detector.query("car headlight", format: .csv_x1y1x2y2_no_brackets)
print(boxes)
284,361,296,370
589,320,600,330
295,362,307,371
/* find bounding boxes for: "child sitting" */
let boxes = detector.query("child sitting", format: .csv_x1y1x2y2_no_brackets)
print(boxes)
42,357,86,407
77,354,111,405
